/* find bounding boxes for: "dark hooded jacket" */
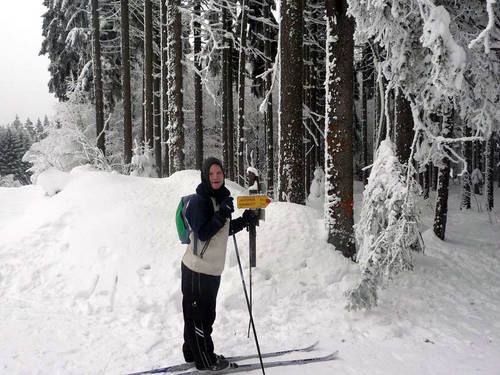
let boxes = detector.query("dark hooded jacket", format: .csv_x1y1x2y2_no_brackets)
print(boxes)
182,158,246,275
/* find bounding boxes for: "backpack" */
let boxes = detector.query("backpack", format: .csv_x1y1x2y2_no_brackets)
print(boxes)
176,194,196,244
176,194,208,256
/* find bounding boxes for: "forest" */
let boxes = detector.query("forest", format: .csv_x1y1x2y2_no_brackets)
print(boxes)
1,0,498,309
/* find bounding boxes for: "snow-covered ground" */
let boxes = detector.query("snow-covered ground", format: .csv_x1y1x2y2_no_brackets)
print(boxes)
0,169,499,375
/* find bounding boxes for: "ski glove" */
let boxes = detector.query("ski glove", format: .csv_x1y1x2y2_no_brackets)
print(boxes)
242,209,259,226
218,197,234,218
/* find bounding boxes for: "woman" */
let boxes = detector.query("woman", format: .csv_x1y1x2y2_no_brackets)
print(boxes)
181,157,256,372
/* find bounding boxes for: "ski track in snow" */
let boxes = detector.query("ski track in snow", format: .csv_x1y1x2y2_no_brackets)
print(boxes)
0,172,499,375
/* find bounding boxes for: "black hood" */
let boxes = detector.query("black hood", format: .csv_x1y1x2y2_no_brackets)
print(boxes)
199,157,228,200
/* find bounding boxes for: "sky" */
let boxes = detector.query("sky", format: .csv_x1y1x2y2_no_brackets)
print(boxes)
0,2,58,126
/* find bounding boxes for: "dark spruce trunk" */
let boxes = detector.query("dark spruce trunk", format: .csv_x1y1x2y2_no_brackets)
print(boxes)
433,112,453,240
167,0,184,172
461,126,472,209
264,0,274,196
144,0,154,149
237,0,248,186
278,0,304,203
193,0,203,170
161,0,169,176
120,0,132,165
91,0,105,154
325,0,355,259
486,133,495,210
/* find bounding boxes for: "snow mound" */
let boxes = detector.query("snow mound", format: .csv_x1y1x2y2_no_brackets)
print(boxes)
1,170,499,375
36,167,72,196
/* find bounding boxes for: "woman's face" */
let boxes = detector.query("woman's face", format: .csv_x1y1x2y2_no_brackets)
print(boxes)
209,164,224,190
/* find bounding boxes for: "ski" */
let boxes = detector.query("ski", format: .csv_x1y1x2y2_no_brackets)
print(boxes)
174,351,338,375
127,342,319,375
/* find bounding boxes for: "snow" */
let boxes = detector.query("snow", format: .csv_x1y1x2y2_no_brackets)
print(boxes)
1,169,500,374
36,167,73,196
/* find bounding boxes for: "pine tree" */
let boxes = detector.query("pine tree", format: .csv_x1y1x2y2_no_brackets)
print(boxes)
0,127,32,184
11,115,22,130
24,118,36,140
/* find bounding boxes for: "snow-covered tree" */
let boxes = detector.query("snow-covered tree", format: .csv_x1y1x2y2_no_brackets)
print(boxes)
130,141,158,177
346,140,423,310
347,0,499,240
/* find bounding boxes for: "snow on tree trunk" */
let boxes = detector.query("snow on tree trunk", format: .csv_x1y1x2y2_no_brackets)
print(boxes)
361,46,369,185
221,5,230,174
264,0,274,197
91,0,105,155
227,30,235,182
324,0,355,258
278,0,304,204
144,0,154,150
193,0,203,170
120,0,133,166
237,0,248,186
167,0,184,173
346,140,422,310
154,39,162,177
433,113,453,241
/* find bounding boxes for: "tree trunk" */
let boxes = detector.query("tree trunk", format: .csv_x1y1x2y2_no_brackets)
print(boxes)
237,0,248,186
278,0,304,203
167,0,184,172
221,4,230,173
154,50,162,176
227,22,235,181
120,0,132,165
193,0,203,170
304,40,312,196
325,0,355,259
264,0,274,196
461,126,472,209
486,133,495,210
433,112,453,240
91,0,105,155
394,87,414,165
161,0,169,176
361,46,369,185
144,0,154,149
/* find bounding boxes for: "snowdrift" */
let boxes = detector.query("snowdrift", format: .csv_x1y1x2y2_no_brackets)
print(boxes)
0,169,499,375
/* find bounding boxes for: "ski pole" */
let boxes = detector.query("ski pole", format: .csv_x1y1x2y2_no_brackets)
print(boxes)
232,234,266,375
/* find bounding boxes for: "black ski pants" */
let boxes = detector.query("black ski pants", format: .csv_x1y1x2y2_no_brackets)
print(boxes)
181,262,221,369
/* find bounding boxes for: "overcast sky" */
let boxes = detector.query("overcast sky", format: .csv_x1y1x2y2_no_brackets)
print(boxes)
0,2,58,126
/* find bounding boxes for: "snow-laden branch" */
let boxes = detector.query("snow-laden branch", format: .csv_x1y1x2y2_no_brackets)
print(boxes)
468,0,497,53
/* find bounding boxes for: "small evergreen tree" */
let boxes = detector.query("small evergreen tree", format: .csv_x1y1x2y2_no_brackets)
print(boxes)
346,140,423,310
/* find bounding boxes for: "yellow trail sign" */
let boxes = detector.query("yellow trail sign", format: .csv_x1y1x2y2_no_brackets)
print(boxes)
237,195,272,209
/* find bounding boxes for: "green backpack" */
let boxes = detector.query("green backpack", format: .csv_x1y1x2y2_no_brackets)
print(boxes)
176,194,206,256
